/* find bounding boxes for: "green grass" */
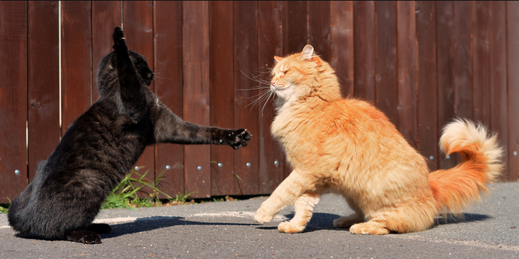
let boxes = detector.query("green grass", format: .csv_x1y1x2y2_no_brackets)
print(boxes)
100,167,196,209
0,204,9,214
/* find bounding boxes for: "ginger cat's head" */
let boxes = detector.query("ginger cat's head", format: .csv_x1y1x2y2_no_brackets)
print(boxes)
270,45,342,109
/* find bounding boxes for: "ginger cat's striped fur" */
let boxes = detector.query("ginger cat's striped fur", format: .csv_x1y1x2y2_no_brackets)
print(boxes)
254,45,503,235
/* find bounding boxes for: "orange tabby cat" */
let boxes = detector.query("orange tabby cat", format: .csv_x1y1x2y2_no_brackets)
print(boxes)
254,44,503,235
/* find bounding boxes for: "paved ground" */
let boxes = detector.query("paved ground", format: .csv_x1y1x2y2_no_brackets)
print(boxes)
1,182,518,258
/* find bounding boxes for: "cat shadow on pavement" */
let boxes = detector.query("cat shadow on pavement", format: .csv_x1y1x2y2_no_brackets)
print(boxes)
14,216,254,241
254,212,492,234
102,216,254,239
255,212,341,233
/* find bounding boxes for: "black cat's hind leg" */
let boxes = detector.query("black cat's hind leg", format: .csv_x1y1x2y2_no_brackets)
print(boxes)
66,230,102,244
87,223,111,234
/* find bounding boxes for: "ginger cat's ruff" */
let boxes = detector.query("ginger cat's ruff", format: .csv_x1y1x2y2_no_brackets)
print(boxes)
254,45,503,235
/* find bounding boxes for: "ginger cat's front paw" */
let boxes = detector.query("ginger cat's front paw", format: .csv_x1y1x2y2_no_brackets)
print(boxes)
254,208,274,224
278,221,305,233
225,129,252,150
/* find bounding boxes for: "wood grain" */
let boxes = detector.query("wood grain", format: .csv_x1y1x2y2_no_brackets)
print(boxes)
353,1,376,102
331,1,354,98
488,1,509,181
416,1,438,170
396,1,418,149
92,1,122,102
234,1,260,195
183,1,211,198
61,1,92,132
472,1,491,127
436,1,458,169
258,1,285,194
309,1,331,62
154,1,184,197
507,1,519,181
375,1,398,126
210,1,239,196
0,1,28,203
27,1,60,181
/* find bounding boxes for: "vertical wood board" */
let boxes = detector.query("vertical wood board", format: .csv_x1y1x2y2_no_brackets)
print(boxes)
210,1,239,196
183,1,211,198
0,1,28,203
258,1,285,194
154,1,185,197
27,1,61,181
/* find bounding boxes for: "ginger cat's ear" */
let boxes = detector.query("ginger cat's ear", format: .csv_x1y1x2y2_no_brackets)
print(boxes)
301,45,314,60
274,56,284,63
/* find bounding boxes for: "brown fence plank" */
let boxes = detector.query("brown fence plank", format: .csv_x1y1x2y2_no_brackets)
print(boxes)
92,2,122,102
154,1,184,197
258,1,285,194
489,1,509,182
282,1,307,56
183,1,211,198
416,1,438,170
309,1,331,63
281,1,306,178
472,1,491,127
353,1,376,103
396,1,418,149
123,1,155,182
0,1,28,203
61,1,92,133
209,1,239,196
330,1,354,98
375,1,398,126
27,1,60,181
453,1,473,120
234,1,260,195
436,1,458,169
507,1,519,181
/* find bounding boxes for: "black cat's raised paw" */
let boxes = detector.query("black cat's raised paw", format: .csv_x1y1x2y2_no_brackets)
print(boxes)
226,129,252,150
66,230,102,244
112,26,126,49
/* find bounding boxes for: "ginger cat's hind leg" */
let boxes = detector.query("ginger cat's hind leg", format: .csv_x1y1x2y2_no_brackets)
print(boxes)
349,198,436,235
278,192,320,233
333,197,364,229
350,220,390,235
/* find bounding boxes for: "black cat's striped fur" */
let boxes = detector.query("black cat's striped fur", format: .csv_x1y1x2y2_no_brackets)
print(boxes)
8,27,251,244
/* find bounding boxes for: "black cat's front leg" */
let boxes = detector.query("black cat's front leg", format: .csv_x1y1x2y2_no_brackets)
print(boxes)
153,106,252,149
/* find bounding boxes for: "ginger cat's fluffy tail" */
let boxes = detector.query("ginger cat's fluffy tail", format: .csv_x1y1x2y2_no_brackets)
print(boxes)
429,119,503,214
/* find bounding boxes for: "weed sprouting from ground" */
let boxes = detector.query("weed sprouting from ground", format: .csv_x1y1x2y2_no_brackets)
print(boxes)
101,167,196,209
0,204,9,214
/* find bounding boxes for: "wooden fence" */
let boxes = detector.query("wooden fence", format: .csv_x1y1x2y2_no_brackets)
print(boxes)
1,1,518,203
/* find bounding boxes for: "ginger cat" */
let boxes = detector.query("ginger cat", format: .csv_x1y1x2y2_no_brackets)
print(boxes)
254,44,503,235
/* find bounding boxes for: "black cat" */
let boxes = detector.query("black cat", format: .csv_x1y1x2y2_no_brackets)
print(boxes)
8,27,251,244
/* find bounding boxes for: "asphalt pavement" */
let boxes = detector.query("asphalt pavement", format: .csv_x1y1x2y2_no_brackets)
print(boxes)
1,182,518,258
